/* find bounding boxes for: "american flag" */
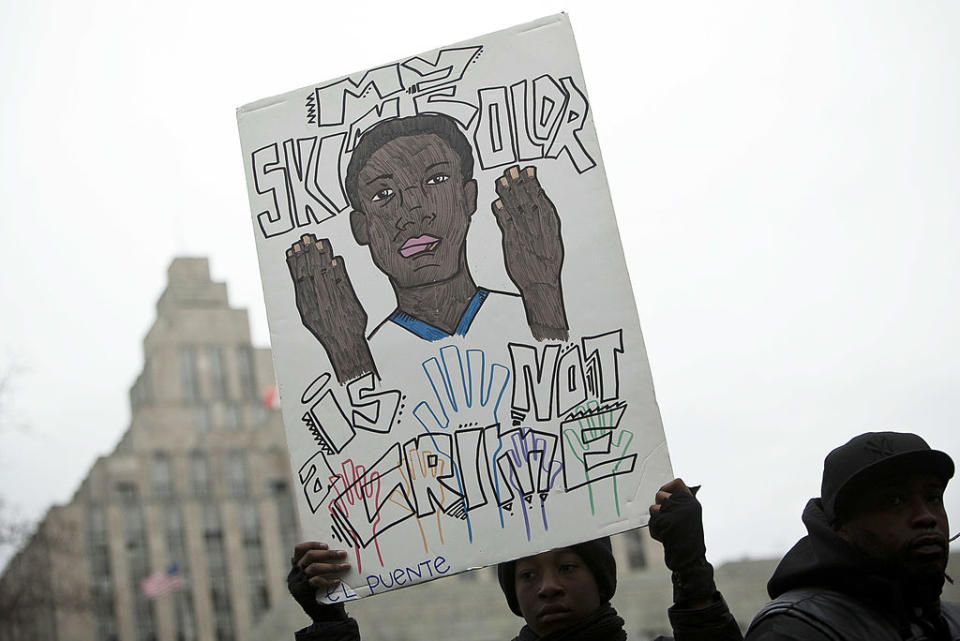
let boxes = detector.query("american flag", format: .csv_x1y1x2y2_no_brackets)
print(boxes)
140,563,181,599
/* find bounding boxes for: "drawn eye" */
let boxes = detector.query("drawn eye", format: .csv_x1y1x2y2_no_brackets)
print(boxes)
425,173,450,186
371,187,394,202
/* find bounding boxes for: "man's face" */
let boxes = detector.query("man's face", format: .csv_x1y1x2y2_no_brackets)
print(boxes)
351,133,477,289
513,548,602,637
834,471,950,581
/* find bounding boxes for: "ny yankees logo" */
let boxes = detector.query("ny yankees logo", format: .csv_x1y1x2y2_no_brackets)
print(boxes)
863,435,896,461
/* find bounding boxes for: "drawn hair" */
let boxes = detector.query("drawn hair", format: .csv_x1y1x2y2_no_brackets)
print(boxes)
345,113,475,210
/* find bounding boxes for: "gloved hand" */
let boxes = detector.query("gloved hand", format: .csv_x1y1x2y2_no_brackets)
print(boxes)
649,479,717,607
287,542,349,623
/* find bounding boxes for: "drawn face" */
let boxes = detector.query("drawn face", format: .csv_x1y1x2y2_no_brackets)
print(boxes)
835,471,950,580
351,133,477,289
513,548,602,637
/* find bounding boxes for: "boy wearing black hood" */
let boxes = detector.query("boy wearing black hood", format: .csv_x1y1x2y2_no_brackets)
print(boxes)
288,479,743,640
747,431,959,640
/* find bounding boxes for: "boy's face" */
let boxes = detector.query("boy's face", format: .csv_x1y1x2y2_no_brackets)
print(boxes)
513,548,602,637
351,133,477,289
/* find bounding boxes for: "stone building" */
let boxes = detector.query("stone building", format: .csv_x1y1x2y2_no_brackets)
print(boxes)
0,258,299,641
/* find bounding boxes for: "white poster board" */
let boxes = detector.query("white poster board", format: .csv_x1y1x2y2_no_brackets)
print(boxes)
237,13,672,602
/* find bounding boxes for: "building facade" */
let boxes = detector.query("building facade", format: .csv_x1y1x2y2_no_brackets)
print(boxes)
1,258,300,641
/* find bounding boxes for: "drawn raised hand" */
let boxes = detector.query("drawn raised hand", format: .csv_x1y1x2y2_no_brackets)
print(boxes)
492,165,568,340
412,345,510,433
500,428,563,500
405,445,468,521
287,234,376,384
562,401,636,516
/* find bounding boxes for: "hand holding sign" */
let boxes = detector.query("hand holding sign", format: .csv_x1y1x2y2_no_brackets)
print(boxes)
287,234,376,383
492,165,568,340
288,542,352,624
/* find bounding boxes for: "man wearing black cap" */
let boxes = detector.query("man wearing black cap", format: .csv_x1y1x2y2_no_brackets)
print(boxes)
747,431,959,640
288,479,744,640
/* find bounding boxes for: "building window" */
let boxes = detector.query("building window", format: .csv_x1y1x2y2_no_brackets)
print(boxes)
118,484,157,641
214,614,235,641
208,346,229,400
88,504,108,542
625,529,647,570
134,598,158,641
165,506,197,641
151,452,173,498
203,506,235,641
179,346,200,403
226,451,248,498
164,506,187,568
236,345,258,399
241,502,270,621
86,504,118,641
90,538,111,578
271,481,299,557
223,404,241,431
195,405,211,434
173,589,198,641
115,481,138,505
190,453,211,497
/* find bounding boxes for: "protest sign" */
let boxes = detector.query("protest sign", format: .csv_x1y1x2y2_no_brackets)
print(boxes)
237,13,672,602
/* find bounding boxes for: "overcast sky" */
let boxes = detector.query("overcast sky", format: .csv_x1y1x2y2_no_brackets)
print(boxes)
1,0,958,572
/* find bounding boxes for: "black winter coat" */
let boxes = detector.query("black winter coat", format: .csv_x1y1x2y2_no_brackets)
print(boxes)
746,498,960,641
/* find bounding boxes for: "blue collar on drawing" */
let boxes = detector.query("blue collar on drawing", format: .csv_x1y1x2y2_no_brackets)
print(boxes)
388,288,490,341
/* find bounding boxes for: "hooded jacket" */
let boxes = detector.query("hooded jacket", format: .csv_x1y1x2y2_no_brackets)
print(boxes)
746,498,960,640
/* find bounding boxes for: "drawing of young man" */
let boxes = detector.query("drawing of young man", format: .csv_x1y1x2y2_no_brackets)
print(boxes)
286,113,569,384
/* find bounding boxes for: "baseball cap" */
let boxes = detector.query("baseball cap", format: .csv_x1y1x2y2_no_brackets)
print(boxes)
821,431,954,522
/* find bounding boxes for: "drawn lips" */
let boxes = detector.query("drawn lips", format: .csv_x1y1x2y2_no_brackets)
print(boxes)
399,235,441,258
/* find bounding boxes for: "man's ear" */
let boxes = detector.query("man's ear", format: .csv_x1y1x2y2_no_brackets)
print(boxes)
464,179,478,217
350,210,369,245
